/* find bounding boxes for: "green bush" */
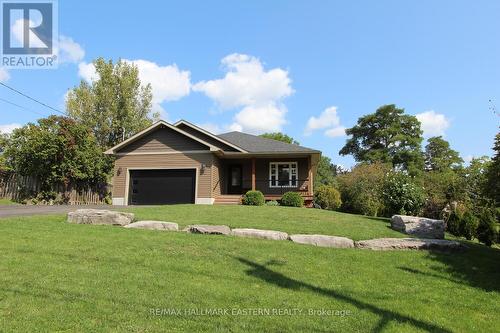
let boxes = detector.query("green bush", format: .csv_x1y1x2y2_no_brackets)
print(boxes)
446,210,461,236
382,172,425,216
477,209,498,246
265,200,279,206
314,185,342,210
337,162,389,216
280,192,304,207
459,212,479,240
242,190,265,206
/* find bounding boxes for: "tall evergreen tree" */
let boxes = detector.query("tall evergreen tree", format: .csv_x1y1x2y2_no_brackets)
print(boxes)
339,104,424,173
424,136,463,171
485,131,500,204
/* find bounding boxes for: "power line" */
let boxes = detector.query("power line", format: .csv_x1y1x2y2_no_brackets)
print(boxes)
0,82,65,115
0,97,47,117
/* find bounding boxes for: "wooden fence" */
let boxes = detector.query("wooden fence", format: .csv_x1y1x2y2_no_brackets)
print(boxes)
0,172,112,205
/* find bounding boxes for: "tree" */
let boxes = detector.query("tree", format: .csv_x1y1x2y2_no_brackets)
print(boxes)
259,132,300,145
0,133,9,171
4,116,111,191
339,104,424,173
314,156,338,189
424,136,463,172
485,131,500,204
66,57,156,149
461,156,491,209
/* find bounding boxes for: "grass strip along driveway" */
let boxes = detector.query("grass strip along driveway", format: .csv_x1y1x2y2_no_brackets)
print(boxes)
0,205,499,332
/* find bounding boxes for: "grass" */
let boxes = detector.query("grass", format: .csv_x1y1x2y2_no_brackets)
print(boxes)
0,205,499,332
124,204,404,241
0,198,16,205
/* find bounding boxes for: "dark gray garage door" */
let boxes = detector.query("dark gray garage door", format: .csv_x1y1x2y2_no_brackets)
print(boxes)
128,169,196,205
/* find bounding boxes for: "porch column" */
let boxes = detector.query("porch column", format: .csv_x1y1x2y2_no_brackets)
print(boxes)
251,158,256,191
308,155,313,195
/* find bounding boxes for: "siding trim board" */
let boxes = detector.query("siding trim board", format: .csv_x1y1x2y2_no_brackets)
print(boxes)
174,120,247,153
104,120,220,154
115,150,212,156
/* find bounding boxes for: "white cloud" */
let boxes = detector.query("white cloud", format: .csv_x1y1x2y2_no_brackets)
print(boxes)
325,126,346,138
0,67,9,82
194,53,293,133
58,35,85,63
0,123,21,134
124,59,191,104
304,106,346,138
305,106,341,135
193,54,293,109
77,60,191,119
78,62,98,82
416,110,450,137
230,103,288,134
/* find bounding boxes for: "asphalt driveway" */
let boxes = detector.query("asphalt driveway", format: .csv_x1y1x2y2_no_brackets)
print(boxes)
0,205,121,218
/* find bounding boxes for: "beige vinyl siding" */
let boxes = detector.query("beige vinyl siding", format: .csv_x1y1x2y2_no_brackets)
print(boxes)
176,124,239,152
211,156,223,197
112,153,214,199
117,126,209,154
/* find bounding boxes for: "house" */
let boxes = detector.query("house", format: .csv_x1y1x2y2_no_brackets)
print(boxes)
104,120,321,206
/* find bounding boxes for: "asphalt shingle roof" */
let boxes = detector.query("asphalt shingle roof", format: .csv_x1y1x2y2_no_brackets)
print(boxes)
217,131,318,153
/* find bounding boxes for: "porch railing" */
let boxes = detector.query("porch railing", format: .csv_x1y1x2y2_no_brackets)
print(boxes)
240,179,310,195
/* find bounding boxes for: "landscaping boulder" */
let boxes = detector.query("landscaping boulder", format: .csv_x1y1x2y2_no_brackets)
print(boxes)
184,225,231,235
355,238,465,251
67,209,134,226
289,234,354,248
391,215,445,239
124,221,178,231
231,228,288,241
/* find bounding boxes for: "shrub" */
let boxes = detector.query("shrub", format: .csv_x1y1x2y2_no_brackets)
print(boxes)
242,190,265,206
446,210,461,236
337,162,389,216
459,212,479,240
280,191,304,207
314,185,341,210
421,171,464,219
381,172,425,216
265,200,279,206
477,209,498,246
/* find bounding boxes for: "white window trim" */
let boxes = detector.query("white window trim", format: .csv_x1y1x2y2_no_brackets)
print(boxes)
269,161,298,188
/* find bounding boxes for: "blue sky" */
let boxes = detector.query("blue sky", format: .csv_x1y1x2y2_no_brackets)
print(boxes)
1,0,499,167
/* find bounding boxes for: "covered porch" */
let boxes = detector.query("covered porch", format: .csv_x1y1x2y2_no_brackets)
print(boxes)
213,154,317,205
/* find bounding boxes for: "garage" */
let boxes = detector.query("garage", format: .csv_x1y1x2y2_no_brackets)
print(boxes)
128,169,196,205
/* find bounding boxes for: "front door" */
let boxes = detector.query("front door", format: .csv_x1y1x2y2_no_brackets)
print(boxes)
228,165,242,194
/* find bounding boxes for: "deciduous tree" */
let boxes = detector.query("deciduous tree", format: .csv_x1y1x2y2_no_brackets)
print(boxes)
4,116,111,191
66,57,156,149
259,132,300,145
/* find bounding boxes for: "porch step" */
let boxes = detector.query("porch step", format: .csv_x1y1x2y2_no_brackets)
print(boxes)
214,195,242,205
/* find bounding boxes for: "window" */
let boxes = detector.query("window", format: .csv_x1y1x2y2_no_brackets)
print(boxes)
269,162,298,188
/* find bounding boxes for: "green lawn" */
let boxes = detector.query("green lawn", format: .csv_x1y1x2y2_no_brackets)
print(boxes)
0,205,499,332
0,198,16,205
125,204,405,241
